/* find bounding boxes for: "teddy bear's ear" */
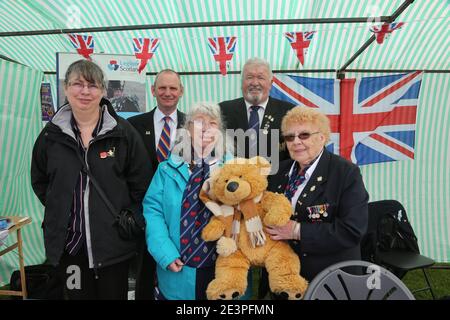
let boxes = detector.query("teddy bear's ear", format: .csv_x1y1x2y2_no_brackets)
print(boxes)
201,178,217,201
225,157,247,165
249,156,271,176
209,166,221,180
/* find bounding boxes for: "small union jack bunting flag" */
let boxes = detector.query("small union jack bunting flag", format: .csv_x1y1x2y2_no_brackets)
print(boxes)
285,31,316,66
207,36,237,75
370,22,405,44
133,37,160,73
68,34,94,60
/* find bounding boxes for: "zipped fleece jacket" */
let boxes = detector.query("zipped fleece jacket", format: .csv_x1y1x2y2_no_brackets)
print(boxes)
31,98,152,268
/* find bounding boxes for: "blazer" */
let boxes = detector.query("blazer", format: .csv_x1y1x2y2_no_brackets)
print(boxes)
268,148,369,281
219,97,294,163
128,108,186,171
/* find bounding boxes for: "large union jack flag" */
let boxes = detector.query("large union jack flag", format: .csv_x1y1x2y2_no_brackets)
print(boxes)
68,34,94,60
133,37,160,73
207,36,237,75
285,31,316,66
270,72,423,165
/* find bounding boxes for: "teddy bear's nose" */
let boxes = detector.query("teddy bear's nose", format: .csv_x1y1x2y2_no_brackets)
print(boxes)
226,181,239,192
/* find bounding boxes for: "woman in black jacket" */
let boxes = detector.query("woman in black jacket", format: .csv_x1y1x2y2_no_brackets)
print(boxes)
260,106,368,298
31,59,152,299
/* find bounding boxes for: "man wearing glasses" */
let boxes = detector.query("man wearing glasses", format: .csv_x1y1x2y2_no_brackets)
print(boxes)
259,106,369,298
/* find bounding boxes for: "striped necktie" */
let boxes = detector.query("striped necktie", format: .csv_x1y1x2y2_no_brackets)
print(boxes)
179,160,217,268
284,162,310,201
248,105,260,156
156,116,171,163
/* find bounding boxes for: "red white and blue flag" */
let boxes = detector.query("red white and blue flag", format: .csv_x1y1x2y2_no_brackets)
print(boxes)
370,22,405,44
133,37,160,73
68,34,94,60
285,31,316,66
207,36,237,75
271,72,423,165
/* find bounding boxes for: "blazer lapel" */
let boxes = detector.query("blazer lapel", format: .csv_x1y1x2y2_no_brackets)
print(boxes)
236,98,249,129
146,109,157,155
295,149,330,212
261,97,277,133
177,109,186,128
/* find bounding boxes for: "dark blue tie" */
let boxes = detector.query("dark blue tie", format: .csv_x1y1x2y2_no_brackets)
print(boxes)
285,162,309,201
248,106,260,156
180,160,217,268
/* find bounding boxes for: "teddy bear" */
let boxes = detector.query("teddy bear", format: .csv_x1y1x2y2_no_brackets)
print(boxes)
200,156,308,300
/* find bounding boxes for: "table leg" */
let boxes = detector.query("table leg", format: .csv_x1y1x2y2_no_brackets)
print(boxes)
17,229,27,299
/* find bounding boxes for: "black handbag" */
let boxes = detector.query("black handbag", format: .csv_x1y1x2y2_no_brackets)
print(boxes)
10,264,63,300
81,164,145,241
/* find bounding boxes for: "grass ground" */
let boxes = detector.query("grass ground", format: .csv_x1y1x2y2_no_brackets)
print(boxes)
402,264,450,300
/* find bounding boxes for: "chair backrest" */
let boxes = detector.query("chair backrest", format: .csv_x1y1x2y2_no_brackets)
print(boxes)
361,200,420,263
303,260,415,300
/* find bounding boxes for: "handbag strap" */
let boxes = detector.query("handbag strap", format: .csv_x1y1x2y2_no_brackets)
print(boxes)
76,153,118,219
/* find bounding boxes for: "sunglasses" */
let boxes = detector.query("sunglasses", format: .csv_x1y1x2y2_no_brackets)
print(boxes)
283,132,320,142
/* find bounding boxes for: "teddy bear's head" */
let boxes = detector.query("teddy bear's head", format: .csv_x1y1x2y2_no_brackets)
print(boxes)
209,156,271,206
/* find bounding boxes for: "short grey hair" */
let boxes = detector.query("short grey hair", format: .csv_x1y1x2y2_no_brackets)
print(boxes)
64,59,106,89
172,101,234,161
183,101,224,132
153,69,183,88
242,57,273,81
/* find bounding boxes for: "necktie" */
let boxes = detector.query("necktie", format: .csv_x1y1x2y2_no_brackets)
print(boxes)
156,116,171,163
179,160,217,268
284,162,310,201
248,106,260,156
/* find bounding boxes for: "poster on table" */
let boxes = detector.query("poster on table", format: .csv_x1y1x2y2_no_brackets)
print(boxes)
57,53,146,118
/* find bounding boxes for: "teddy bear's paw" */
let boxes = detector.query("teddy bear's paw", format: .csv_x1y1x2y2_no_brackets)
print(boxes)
216,236,237,256
272,276,308,300
207,280,244,300
263,212,290,227
217,290,241,300
278,290,304,300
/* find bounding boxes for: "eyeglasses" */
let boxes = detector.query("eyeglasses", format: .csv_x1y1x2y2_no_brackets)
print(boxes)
283,132,320,142
68,81,101,92
191,119,219,128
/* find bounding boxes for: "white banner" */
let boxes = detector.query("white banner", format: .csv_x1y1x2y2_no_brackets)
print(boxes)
57,53,147,115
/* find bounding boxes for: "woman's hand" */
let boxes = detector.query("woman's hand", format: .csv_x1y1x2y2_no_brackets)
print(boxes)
265,220,300,240
167,258,184,272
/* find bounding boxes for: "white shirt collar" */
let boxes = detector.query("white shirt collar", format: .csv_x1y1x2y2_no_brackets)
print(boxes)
289,148,324,179
154,107,177,124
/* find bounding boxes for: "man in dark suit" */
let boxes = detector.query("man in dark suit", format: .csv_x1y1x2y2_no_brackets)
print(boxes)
262,106,368,298
128,69,186,300
219,58,294,169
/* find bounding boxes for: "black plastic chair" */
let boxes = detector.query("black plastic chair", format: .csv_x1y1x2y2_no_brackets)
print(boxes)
303,260,415,300
362,200,436,299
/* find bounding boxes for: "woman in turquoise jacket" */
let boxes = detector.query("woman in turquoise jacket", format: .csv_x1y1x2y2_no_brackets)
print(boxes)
143,102,250,300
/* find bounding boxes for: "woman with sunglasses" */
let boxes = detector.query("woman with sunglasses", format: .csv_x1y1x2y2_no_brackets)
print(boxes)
260,106,369,298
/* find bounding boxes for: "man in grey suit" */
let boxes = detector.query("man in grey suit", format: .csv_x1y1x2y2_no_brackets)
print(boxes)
128,69,186,300
219,58,295,169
